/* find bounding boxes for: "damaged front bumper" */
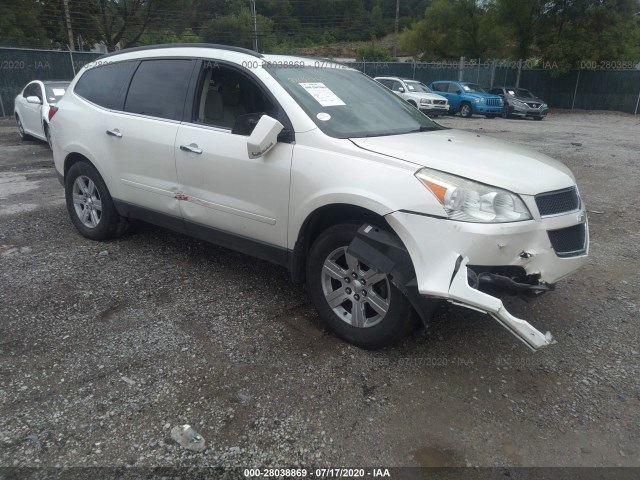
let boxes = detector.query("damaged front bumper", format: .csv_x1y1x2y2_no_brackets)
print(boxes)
350,210,588,351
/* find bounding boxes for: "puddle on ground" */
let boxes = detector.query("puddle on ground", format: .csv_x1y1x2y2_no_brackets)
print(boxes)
412,446,464,467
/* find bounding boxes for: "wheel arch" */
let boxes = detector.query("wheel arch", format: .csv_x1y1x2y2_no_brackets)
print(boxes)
289,203,392,285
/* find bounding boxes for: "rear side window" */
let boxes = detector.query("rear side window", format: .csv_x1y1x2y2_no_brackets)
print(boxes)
124,59,194,121
74,61,137,109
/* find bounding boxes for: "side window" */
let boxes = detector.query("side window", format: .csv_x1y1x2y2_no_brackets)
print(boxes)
391,81,403,92
448,83,460,93
24,83,41,99
432,83,445,92
193,63,276,134
75,61,137,109
124,59,193,121
378,79,391,88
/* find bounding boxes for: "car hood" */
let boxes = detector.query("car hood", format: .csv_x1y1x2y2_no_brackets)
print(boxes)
514,96,545,104
411,92,447,101
464,92,500,99
349,129,575,195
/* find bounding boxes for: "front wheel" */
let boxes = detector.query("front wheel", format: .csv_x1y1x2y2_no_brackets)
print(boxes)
534,116,543,121
306,224,415,349
501,105,509,119
16,115,30,140
65,161,129,240
460,102,473,118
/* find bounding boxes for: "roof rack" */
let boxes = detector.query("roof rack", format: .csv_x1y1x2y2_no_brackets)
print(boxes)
98,43,263,60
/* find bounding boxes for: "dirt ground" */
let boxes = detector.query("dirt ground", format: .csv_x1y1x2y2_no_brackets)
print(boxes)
0,110,639,470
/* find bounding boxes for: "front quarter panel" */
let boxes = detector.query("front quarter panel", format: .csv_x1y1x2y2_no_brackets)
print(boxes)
287,129,446,248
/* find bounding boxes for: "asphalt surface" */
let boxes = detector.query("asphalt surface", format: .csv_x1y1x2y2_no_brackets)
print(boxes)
0,111,639,470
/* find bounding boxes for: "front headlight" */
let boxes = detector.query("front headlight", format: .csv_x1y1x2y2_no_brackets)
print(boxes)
473,97,486,103
415,168,532,223
420,98,432,105
512,99,527,107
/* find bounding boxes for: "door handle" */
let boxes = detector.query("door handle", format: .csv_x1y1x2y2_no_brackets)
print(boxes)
106,129,122,138
180,144,203,154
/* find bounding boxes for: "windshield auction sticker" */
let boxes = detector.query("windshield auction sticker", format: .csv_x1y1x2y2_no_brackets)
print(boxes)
299,82,346,107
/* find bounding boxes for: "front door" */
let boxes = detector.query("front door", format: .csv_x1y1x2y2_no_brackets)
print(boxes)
174,61,293,256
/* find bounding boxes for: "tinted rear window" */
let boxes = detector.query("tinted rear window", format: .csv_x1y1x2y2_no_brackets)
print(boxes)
74,61,137,109
124,59,193,121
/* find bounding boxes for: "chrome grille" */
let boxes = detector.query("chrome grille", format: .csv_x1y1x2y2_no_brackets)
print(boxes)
526,102,541,108
434,100,447,105
535,187,580,217
547,224,587,257
487,98,500,107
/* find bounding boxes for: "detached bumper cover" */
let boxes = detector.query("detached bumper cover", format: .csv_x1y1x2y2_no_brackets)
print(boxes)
449,257,554,350
384,210,589,350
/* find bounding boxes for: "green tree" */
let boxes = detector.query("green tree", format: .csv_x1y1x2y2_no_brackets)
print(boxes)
356,37,395,61
400,0,502,59
201,6,275,51
538,0,640,73
493,0,546,60
0,0,48,47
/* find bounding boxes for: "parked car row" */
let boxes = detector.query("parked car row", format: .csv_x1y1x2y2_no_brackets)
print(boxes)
373,76,548,120
34,44,586,352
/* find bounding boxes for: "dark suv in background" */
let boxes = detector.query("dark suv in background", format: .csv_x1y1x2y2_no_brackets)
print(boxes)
489,86,548,120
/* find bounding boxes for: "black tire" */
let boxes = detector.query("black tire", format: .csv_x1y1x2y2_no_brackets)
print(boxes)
460,102,473,118
65,161,129,240
306,223,415,349
16,115,30,140
485,115,496,119
534,116,543,121
501,105,509,119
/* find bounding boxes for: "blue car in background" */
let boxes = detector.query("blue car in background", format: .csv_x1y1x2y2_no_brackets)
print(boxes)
429,81,503,118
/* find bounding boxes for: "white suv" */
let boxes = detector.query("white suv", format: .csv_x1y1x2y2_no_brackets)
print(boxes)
50,44,588,350
374,77,449,116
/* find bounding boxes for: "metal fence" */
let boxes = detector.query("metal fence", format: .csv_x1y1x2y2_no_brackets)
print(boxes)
1,48,639,115
348,58,640,114
0,47,102,116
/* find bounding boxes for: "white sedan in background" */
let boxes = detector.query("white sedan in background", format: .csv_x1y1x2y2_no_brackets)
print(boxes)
14,80,69,148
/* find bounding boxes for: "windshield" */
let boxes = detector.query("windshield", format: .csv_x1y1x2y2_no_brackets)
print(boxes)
507,88,535,98
44,82,69,104
405,81,432,93
461,83,486,93
267,67,438,138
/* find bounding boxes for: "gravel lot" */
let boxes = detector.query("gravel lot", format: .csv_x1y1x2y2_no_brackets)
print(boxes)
0,111,638,470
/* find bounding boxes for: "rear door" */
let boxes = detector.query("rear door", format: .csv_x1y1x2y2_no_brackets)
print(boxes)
74,59,195,218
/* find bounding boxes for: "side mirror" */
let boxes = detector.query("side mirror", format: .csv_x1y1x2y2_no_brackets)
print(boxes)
455,90,462,95
26,96,42,105
247,115,284,159
398,87,405,93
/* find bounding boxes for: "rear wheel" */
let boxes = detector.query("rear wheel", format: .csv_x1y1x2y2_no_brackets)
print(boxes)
460,102,472,118
306,223,415,349
65,161,129,240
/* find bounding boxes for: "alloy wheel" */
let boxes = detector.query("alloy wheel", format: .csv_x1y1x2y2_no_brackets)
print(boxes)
72,175,103,228
321,246,391,328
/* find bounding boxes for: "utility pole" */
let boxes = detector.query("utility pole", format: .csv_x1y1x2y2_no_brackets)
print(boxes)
63,0,75,51
251,0,258,52
394,0,400,56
